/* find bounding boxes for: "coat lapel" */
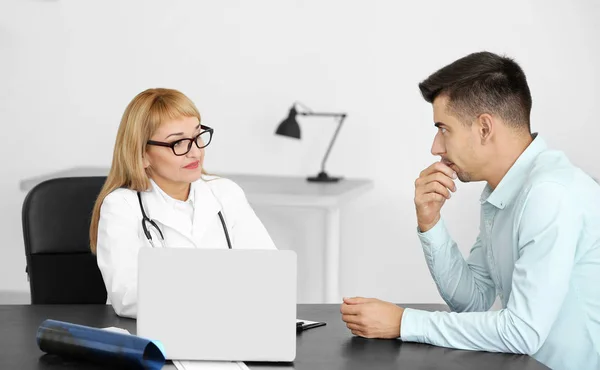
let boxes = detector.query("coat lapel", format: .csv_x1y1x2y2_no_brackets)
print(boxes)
191,179,222,242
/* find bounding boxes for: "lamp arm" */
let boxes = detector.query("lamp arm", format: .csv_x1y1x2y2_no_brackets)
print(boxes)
292,103,347,177
319,114,346,174
294,101,313,113
298,112,343,117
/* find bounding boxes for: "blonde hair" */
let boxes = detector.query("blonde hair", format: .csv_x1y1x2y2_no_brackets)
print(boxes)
89,88,206,253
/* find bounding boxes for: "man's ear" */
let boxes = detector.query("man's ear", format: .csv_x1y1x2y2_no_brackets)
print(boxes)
477,114,494,144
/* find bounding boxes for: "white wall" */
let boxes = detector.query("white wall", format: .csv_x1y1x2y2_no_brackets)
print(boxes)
1,0,599,304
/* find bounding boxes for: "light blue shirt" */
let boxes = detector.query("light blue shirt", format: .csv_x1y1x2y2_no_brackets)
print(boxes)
401,134,600,370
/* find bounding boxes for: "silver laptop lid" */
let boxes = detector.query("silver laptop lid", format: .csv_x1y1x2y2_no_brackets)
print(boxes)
137,248,297,362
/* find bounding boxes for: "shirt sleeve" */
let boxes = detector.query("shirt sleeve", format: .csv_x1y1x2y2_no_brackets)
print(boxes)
417,218,496,312
401,181,579,355
96,191,143,318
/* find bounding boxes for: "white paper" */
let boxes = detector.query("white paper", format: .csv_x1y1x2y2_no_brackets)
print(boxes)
101,327,131,335
174,320,316,369
297,319,319,325
173,360,249,370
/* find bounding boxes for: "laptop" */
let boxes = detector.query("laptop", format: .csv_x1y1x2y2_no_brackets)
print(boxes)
137,248,297,362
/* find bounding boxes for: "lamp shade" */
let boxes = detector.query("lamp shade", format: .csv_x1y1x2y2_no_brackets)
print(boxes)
275,106,301,139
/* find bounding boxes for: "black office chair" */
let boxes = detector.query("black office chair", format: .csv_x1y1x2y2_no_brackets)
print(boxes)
22,176,108,304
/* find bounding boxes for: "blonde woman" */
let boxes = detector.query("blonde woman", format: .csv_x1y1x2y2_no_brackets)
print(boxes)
90,88,276,318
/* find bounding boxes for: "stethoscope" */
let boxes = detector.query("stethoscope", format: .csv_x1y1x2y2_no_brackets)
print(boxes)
136,191,232,249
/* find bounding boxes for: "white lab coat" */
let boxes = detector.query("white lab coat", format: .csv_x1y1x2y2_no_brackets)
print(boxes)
96,176,276,318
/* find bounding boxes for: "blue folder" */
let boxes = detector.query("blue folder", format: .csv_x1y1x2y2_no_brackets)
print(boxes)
37,319,165,369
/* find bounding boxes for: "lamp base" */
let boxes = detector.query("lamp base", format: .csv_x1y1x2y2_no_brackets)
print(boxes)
307,171,342,183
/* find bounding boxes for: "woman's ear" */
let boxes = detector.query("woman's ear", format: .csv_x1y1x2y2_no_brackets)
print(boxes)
143,154,150,169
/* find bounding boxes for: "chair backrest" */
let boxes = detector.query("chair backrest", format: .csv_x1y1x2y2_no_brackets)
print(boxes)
22,176,108,304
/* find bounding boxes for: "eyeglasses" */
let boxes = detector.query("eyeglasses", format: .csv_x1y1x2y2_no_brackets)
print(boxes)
147,125,214,156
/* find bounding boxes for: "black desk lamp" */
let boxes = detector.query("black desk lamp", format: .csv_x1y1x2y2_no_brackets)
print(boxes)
275,102,347,183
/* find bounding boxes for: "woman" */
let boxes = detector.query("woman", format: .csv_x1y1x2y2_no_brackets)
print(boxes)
89,88,276,318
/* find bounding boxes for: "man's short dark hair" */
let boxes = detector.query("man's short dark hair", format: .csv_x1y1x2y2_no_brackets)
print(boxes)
418,51,532,130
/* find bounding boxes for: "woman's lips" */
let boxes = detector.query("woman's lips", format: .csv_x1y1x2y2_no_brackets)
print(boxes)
183,161,200,169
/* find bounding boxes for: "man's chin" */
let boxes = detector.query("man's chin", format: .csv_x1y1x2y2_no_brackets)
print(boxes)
456,172,472,183
442,160,471,182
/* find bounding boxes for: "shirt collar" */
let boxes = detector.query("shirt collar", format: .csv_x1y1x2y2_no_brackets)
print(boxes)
150,178,195,207
480,132,546,209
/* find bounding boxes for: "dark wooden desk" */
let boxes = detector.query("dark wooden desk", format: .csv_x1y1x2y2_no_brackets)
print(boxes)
0,304,549,370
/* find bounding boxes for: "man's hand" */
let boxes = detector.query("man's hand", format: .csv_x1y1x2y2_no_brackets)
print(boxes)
414,161,457,232
340,297,404,339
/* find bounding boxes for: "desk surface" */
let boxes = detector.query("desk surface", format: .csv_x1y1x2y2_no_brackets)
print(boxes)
19,167,373,208
0,304,548,370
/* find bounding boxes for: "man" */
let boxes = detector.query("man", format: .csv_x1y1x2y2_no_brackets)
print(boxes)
340,51,600,370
